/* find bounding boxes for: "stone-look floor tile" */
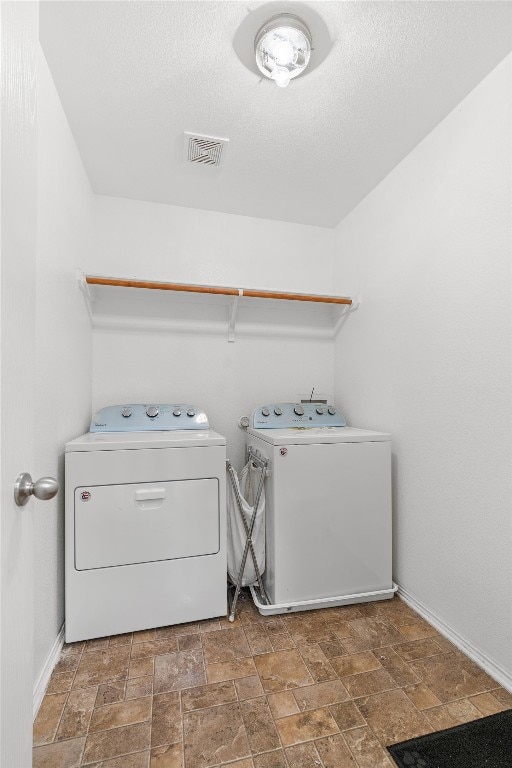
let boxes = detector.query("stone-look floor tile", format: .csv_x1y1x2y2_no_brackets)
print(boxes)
318,639,347,659
252,750,288,768
263,618,286,635
328,701,366,731
425,699,483,731
85,638,110,652
324,621,358,641
87,752,150,768
275,707,339,747
156,623,201,640
224,760,254,768
131,639,180,659
402,682,442,710
253,650,314,693
33,692,69,745
89,696,152,733
129,657,155,679
54,653,81,675
108,633,133,648
182,680,237,711
183,702,251,767
151,743,183,768
360,598,416,625
298,644,337,682
207,658,258,684
178,633,201,651
284,741,322,768
154,649,206,693
126,676,153,700
409,652,497,703
330,651,381,678
356,689,432,746
372,647,421,686
133,629,156,643
393,638,444,662
202,628,252,665
244,626,274,656
235,675,265,701
285,617,335,646
395,620,439,640
151,691,182,748
240,696,281,754
199,618,222,633
345,618,405,650
267,691,300,720
490,687,512,707
95,682,126,707
314,733,356,767
470,691,510,716
56,686,97,740
61,641,85,656
342,726,394,768
341,668,397,699
269,633,295,652
82,721,151,764
73,647,131,689
33,736,85,768
293,680,349,712
323,605,364,622
47,671,76,695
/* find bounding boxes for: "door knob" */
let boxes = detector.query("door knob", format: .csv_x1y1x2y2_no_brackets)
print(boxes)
14,473,59,507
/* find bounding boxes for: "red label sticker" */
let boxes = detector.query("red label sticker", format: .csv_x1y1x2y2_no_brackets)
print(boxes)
81,491,91,501
280,448,288,457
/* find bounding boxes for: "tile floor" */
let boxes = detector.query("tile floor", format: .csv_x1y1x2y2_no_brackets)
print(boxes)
33,593,512,768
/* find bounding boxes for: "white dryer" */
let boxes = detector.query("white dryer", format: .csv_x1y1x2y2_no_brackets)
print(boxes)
246,403,395,615
65,404,226,642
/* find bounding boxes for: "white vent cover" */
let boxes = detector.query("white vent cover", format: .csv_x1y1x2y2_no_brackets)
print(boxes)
184,132,228,167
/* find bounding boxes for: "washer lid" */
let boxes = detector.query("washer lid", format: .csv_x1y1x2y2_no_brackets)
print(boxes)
247,426,390,445
65,430,226,452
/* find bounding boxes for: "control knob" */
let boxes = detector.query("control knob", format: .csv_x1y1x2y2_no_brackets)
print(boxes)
173,408,181,417
146,406,159,418
316,406,325,415
328,406,336,415
274,407,282,416
121,407,132,418
261,407,270,417
294,405,305,416
187,409,195,417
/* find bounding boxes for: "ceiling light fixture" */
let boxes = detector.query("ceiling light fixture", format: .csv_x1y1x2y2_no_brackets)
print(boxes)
255,14,312,88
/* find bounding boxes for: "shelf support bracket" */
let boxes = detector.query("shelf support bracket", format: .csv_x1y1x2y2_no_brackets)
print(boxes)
228,289,243,342
77,270,94,324
333,294,361,337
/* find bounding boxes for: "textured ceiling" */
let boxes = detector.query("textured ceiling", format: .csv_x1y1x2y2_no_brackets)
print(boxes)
40,1,512,228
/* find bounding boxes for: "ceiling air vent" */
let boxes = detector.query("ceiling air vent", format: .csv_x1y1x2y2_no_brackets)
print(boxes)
185,133,228,167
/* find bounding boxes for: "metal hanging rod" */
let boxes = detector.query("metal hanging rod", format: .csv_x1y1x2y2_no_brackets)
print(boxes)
84,275,352,306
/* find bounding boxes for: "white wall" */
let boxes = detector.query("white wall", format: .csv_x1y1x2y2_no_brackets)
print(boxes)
34,49,94,687
334,55,512,681
90,197,337,467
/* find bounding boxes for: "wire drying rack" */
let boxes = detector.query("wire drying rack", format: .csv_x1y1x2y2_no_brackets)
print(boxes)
226,447,270,622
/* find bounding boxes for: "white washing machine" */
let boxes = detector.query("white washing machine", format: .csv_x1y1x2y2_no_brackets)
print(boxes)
65,404,226,642
246,402,395,615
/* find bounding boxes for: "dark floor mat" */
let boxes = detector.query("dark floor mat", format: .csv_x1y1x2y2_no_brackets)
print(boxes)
387,709,512,767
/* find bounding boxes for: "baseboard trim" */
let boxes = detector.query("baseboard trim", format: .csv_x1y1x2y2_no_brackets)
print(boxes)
397,585,512,694
33,623,65,719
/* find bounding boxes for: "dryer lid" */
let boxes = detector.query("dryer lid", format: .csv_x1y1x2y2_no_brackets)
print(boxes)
66,430,226,452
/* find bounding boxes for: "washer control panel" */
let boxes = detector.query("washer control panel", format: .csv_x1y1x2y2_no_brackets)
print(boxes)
251,403,346,429
90,404,209,432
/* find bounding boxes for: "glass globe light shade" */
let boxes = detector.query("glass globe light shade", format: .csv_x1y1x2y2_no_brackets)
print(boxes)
255,14,312,88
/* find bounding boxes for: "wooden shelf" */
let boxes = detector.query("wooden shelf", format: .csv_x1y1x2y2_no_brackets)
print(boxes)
79,274,357,342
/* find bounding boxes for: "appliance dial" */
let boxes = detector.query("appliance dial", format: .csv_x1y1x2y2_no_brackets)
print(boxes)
187,409,195,417
261,407,270,417
328,406,336,415
294,405,305,416
274,407,283,416
173,408,181,417
316,406,325,415
146,406,159,418
121,407,132,418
